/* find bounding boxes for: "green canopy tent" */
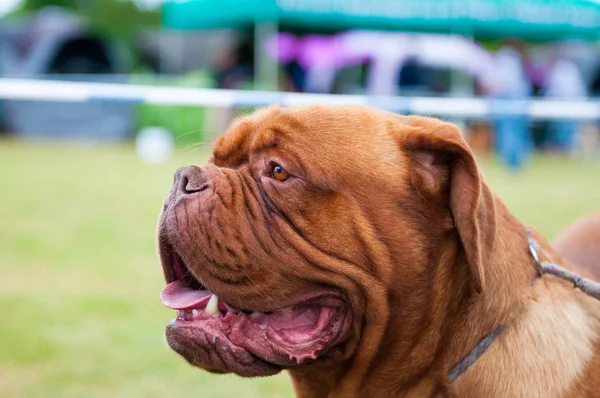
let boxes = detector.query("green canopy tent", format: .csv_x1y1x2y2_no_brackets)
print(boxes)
162,0,600,88
163,0,600,40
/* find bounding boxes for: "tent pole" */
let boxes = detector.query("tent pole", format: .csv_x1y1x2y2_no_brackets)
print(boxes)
450,23,475,96
254,17,279,91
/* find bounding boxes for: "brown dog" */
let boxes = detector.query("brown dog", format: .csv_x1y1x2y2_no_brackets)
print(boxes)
554,212,600,281
157,105,600,397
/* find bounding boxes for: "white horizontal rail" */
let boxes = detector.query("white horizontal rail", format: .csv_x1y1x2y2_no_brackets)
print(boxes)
1,78,599,120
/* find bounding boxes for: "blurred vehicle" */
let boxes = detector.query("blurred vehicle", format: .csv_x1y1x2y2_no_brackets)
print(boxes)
0,6,134,141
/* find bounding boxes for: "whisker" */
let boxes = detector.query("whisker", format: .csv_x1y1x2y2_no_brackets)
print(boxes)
174,129,203,139
177,142,215,157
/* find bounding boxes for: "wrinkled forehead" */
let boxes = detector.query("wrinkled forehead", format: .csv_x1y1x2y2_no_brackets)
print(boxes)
212,105,402,176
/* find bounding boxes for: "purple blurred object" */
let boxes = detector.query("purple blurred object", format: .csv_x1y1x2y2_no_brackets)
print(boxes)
297,34,344,69
267,32,298,64
267,31,496,94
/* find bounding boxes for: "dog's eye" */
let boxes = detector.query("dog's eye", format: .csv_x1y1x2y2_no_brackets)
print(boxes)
271,163,289,182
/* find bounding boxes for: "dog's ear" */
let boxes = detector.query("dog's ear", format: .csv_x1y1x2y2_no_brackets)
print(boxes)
392,115,497,293
212,118,254,167
213,106,281,167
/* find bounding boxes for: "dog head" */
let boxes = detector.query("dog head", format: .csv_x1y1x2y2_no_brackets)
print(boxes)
157,105,496,378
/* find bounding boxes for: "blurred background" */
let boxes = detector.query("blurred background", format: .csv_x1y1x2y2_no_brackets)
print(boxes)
1,1,600,397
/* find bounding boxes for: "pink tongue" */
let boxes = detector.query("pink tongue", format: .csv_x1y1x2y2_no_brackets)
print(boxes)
160,280,212,310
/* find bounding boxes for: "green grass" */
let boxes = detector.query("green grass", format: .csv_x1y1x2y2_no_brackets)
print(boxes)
0,140,599,398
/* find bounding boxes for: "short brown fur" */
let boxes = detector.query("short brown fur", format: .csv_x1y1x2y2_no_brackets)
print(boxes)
553,212,600,281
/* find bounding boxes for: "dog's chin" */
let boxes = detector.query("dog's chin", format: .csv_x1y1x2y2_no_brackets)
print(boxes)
158,234,353,377
165,320,283,377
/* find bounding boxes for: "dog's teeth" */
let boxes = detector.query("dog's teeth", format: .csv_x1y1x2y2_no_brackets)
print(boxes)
206,294,220,316
192,309,199,317
177,310,185,320
250,311,265,317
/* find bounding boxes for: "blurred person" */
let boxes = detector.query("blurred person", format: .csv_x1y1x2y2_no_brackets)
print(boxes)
590,63,600,97
212,42,253,90
482,41,532,170
282,60,306,92
540,55,587,153
585,64,600,158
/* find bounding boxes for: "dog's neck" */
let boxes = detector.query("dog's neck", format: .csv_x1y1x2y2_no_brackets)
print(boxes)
366,205,539,397
289,202,575,397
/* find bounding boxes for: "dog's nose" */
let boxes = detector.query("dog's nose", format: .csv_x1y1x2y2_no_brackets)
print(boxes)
174,165,208,195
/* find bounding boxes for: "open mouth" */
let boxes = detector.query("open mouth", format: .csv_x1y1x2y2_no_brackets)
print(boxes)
158,232,352,376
